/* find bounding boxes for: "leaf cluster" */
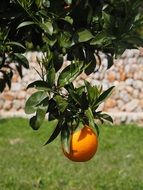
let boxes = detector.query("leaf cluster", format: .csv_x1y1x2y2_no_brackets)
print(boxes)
0,0,143,92
25,54,114,151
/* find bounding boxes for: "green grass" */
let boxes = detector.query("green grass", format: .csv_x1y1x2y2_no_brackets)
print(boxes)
0,118,143,190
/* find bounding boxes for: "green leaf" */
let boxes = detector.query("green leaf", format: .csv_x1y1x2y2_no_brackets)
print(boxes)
17,21,35,29
29,105,47,130
64,16,73,24
14,53,29,68
68,89,81,105
77,29,94,42
6,42,26,50
35,0,42,8
85,81,100,107
53,52,63,72
95,86,115,106
85,107,99,136
90,32,113,46
106,54,114,69
27,80,51,90
61,123,71,154
44,120,63,145
54,95,68,113
46,67,56,87
29,116,38,130
25,91,47,114
58,60,83,87
42,21,53,35
98,113,113,123
58,32,72,48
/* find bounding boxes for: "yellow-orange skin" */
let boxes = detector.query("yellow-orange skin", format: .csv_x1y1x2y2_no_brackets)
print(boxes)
63,126,98,162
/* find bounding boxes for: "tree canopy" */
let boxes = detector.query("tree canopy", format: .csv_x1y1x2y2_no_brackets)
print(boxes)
0,0,143,149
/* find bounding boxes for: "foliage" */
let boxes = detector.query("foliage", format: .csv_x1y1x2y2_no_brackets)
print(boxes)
0,0,143,148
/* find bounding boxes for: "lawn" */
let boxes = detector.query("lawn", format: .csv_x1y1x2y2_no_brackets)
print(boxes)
0,118,143,190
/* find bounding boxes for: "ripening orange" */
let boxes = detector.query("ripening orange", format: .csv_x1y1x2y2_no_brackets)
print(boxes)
63,125,98,162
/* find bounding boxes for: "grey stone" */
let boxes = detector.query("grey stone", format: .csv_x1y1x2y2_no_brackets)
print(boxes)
125,78,134,86
11,83,21,91
3,101,12,110
13,100,21,110
17,91,26,99
119,90,131,103
123,99,139,112
132,89,139,98
132,80,143,90
117,100,124,110
0,99,4,109
134,71,143,80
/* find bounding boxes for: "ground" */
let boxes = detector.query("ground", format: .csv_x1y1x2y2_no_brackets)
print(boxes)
0,118,143,190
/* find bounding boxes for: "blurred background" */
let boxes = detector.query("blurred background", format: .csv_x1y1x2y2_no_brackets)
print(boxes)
0,49,143,124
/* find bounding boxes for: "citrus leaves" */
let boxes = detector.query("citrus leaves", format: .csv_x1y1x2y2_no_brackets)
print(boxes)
58,60,84,87
25,74,114,143
85,81,115,110
85,108,99,136
13,53,29,69
61,123,71,154
77,29,94,43
25,91,47,114
25,91,48,130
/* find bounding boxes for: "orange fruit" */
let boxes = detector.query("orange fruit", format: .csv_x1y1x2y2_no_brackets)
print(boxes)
63,125,98,162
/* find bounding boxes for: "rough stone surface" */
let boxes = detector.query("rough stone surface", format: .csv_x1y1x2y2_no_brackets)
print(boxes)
123,99,139,112
0,49,143,124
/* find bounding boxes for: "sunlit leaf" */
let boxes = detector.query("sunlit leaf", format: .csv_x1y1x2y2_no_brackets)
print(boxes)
25,91,47,114
77,29,94,43
6,42,26,49
58,60,83,87
27,80,51,90
17,21,35,29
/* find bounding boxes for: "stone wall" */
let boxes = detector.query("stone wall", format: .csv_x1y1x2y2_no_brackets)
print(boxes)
0,49,143,124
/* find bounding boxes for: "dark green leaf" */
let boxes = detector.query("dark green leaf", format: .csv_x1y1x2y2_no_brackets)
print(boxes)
90,32,113,46
61,123,71,154
30,116,38,130
46,67,56,87
85,107,99,136
6,42,26,50
85,81,99,107
54,95,68,113
44,120,63,145
14,53,29,69
58,32,72,48
106,54,114,69
0,79,6,92
25,91,47,114
99,113,113,123
27,80,51,90
58,60,83,87
68,89,81,105
95,86,115,107
29,105,48,130
53,53,63,72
